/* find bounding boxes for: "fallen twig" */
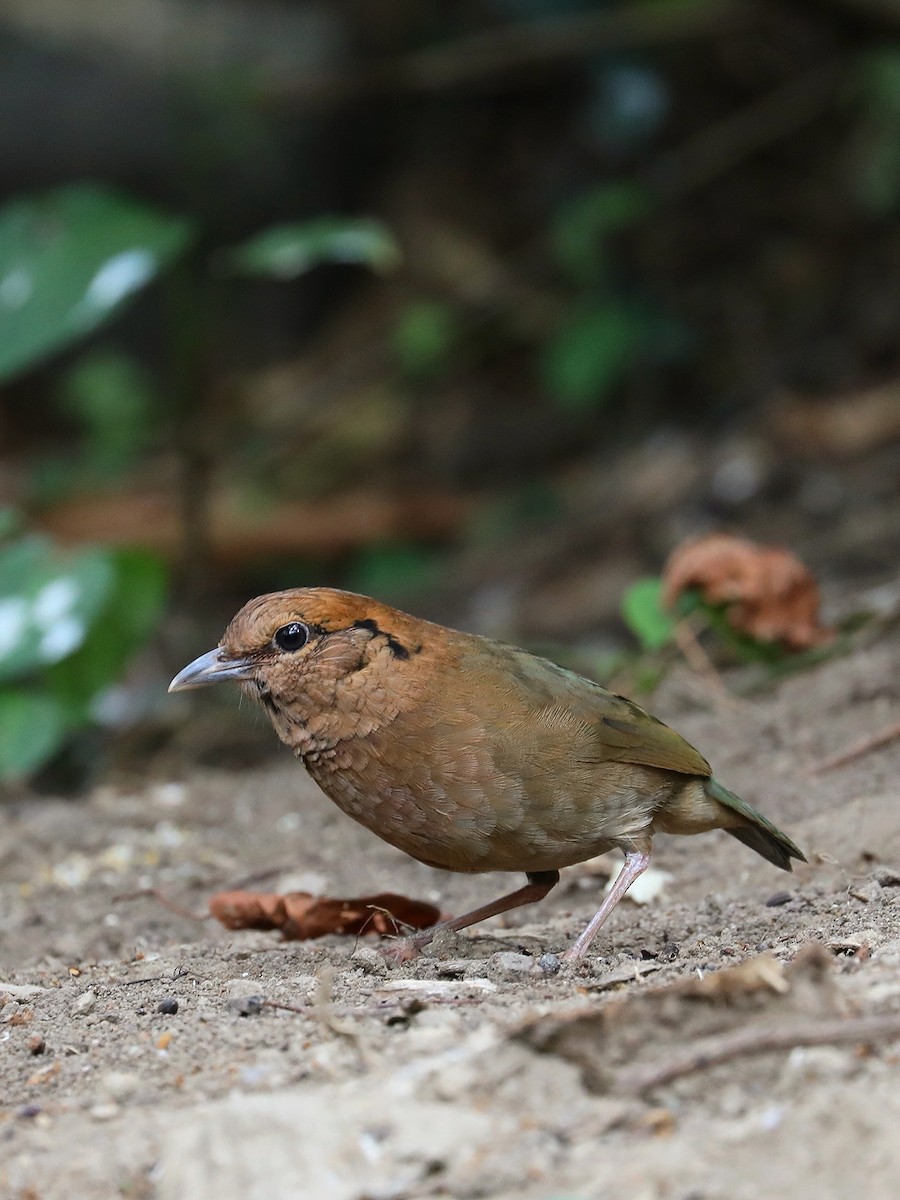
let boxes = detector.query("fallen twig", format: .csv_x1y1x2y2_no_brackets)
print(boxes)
625,1011,900,1095
808,719,900,775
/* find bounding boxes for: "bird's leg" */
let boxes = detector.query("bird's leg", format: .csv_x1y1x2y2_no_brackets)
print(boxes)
384,870,560,960
433,869,561,938
562,846,650,962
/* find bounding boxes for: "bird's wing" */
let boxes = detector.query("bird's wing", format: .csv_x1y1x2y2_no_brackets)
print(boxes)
497,646,712,778
573,690,710,776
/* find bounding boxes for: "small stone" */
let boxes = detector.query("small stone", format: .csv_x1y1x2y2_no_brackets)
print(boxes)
765,891,793,907
433,959,469,978
103,1071,140,1101
158,997,179,1015
0,983,47,1000
26,1035,45,1056
537,952,561,975
350,946,388,976
488,951,534,978
90,1102,120,1121
227,994,264,1017
849,880,883,904
73,989,97,1015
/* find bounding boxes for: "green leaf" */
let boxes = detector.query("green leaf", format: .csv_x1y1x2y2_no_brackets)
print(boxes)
59,349,158,479
0,537,115,682
551,182,653,286
542,303,648,412
348,541,442,601
392,300,459,380
220,216,401,279
0,184,193,381
46,549,168,713
621,578,675,651
0,689,71,780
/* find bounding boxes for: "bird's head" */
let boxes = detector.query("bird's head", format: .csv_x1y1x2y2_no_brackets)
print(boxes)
168,587,428,750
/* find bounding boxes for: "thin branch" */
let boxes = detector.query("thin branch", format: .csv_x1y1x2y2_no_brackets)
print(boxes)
0,0,755,103
383,0,753,93
625,1011,900,1094
272,0,754,107
646,59,842,197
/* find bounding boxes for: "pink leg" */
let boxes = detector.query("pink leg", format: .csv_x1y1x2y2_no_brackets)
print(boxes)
385,870,559,960
563,847,650,961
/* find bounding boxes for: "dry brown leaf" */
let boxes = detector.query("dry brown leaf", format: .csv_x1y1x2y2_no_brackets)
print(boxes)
208,890,440,940
208,891,288,931
662,532,834,651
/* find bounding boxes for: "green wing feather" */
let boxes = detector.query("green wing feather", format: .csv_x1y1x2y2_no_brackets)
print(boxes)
578,689,711,776
499,645,711,777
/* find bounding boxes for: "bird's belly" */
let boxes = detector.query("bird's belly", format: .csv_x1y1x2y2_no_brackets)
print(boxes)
303,745,670,874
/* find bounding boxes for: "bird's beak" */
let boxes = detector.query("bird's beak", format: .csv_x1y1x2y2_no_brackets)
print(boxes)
168,647,257,693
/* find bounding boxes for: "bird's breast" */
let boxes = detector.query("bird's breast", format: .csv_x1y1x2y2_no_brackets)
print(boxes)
300,709,670,874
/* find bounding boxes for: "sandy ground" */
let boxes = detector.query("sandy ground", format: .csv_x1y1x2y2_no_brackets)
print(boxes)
2,631,900,1200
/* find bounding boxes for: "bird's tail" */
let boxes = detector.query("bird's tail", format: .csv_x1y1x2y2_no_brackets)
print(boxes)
705,776,806,872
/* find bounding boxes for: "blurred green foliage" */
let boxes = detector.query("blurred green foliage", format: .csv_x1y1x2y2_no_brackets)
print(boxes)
550,181,652,288
850,48,900,217
218,216,400,279
0,518,167,780
542,301,653,412
0,184,193,383
0,182,403,779
393,300,461,381
348,541,444,602
620,577,674,651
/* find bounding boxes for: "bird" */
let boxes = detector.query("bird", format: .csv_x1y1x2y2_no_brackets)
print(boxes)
169,587,805,960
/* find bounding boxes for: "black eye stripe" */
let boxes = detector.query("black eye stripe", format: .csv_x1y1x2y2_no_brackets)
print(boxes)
274,622,310,652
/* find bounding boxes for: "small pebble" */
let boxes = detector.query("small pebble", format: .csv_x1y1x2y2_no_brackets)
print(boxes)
350,945,388,976
103,1071,140,1101
538,952,561,975
158,997,179,1015
18,1104,41,1120
227,994,264,1017
434,959,469,978
73,989,97,1015
489,951,534,977
90,1102,120,1122
26,1035,45,1055
765,891,793,908
850,880,882,904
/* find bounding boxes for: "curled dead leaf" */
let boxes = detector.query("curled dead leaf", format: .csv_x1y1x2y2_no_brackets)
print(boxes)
208,890,440,941
208,892,288,931
662,533,833,651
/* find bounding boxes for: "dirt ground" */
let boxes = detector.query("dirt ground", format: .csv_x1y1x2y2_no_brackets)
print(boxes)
2,629,900,1200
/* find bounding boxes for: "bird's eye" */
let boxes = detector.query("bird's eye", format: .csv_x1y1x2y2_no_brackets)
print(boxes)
273,622,309,652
